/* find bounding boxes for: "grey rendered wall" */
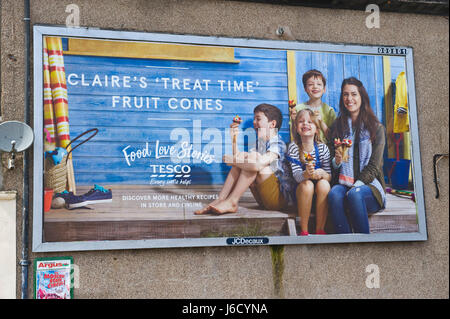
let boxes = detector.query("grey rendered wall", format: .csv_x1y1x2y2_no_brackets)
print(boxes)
1,0,448,298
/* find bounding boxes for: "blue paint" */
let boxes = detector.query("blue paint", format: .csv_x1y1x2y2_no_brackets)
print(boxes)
64,46,291,185
343,54,360,79
63,43,391,186
374,56,385,122
61,38,68,51
294,51,385,119
325,53,344,112
295,50,312,107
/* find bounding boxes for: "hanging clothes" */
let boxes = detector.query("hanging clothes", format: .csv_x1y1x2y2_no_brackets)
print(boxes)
393,71,409,133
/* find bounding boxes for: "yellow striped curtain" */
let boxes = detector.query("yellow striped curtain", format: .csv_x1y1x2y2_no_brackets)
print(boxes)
43,40,56,147
43,37,71,149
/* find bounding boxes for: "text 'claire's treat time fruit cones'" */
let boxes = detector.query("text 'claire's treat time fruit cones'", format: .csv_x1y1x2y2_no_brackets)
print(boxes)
334,138,353,162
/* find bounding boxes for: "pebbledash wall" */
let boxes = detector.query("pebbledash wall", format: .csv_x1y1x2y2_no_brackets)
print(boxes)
1,0,448,298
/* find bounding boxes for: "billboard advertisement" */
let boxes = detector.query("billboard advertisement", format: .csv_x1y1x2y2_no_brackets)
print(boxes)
32,26,426,251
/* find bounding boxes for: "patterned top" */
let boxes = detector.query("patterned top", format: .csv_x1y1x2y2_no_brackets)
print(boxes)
336,119,386,207
287,141,332,184
251,134,296,206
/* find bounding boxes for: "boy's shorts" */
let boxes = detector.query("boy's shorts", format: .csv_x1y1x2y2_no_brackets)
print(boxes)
252,173,287,211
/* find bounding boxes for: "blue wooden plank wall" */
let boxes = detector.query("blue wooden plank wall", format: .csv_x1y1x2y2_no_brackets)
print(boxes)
63,46,291,185
390,56,406,93
295,51,385,122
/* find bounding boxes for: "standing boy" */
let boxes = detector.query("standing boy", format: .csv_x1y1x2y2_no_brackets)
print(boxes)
290,69,336,143
195,103,294,215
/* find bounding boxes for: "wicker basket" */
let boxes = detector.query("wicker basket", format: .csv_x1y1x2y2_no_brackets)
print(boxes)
43,128,98,194
44,154,68,194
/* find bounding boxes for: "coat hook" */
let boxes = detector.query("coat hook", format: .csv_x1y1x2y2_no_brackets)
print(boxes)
276,27,285,36
433,153,448,199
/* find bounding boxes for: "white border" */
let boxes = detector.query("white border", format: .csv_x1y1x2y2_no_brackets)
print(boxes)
32,25,427,252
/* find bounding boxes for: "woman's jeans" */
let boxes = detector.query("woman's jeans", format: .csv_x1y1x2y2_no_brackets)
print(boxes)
328,184,381,234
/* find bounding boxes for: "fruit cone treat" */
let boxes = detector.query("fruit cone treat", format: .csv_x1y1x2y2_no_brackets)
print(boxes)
304,152,315,165
231,115,241,156
334,138,352,162
232,115,242,124
334,138,342,147
341,139,352,162
342,139,352,148
334,138,344,162
288,100,297,109
288,100,297,123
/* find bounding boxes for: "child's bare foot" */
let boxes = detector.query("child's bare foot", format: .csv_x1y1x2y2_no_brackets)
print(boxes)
194,206,211,215
209,200,238,215
194,198,222,215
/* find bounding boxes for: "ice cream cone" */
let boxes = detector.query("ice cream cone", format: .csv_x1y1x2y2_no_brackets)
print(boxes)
288,100,297,109
340,139,352,162
304,152,315,166
231,115,242,156
342,146,349,162
232,115,242,125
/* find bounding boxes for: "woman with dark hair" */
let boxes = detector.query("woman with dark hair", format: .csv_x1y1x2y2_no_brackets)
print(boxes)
327,77,387,234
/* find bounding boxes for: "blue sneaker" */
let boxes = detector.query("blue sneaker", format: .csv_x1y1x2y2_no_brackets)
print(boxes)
67,185,112,209
65,192,88,209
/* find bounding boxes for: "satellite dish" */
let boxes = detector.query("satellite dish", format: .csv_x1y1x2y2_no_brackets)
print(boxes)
0,120,34,152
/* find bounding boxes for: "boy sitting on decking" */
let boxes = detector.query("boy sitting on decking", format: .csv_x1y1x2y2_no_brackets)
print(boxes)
195,103,294,215
290,69,336,143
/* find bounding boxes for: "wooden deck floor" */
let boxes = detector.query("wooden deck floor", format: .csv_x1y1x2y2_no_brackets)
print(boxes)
368,192,418,234
44,185,418,242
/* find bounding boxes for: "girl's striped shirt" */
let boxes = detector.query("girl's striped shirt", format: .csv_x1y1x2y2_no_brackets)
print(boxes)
287,141,331,183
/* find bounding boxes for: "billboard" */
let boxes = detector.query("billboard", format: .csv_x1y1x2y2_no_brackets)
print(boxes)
32,26,427,252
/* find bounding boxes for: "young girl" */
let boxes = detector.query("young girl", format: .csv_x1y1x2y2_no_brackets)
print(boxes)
287,109,332,236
